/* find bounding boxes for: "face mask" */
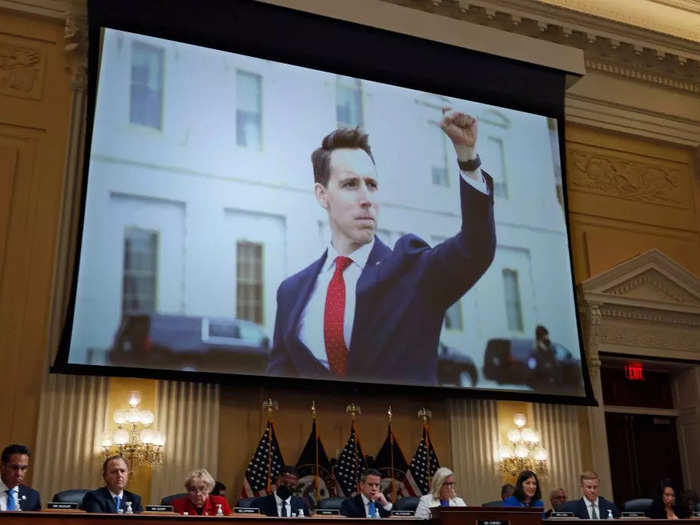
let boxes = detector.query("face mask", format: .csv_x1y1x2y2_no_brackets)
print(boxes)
277,485,292,500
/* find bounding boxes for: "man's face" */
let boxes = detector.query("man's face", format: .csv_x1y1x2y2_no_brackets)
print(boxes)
103,458,129,493
581,478,599,502
0,454,29,488
551,489,567,508
278,472,299,489
359,474,382,500
315,148,379,254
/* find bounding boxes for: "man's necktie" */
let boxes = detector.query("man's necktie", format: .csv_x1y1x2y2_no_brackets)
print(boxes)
591,505,598,520
280,501,288,517
324,256,353,376
114,496,121,512
368,501,377,518
6,490,15,511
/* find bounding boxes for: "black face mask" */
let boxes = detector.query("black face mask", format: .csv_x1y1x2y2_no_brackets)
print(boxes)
277,485,292,500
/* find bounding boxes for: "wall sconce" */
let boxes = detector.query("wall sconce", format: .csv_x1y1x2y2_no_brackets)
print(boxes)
499,413,548,477
101,391,165,467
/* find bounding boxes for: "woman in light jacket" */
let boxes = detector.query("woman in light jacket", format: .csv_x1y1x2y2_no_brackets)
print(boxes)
415,467,467,519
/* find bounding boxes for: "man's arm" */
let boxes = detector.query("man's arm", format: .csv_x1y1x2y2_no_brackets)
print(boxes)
80,491,104,513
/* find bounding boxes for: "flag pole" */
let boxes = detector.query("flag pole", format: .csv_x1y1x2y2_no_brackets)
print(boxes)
388,405,396,503
312,400,320,502
263,398,278,493
346,403,362,493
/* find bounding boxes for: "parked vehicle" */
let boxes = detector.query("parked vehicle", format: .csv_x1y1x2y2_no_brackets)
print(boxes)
482,338,583,394
437,342,478,387
109,313,270,373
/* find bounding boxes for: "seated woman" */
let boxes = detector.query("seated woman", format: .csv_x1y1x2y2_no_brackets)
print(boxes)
502,470,544,509
171,468,232,516
415,467,467,519
647,480,690,519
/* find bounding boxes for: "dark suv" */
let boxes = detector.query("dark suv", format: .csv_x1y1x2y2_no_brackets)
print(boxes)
109,314,270,374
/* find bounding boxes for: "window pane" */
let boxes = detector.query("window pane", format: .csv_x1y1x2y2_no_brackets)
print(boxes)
336,76,363,128
130,41,164,129
483,136,507,198
429,121,449,187
503,269,524,331
236,241,264,324
122,229,157,315
445,300,463,331
237,71,262,149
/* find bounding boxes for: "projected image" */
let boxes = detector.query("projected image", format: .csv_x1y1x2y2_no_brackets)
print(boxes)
68,28,584,395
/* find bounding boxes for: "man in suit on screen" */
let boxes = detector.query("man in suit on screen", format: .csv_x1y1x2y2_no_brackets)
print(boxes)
0,444,41,511
267,108,496,385
80,455,143,513
558,471,620,519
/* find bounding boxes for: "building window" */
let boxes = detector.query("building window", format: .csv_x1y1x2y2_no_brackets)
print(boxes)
130,41,164,129
237,241,263,324
336,76,363,128
503,269,524,331
236,71,262,149
429,120,450,187
484,136,507,198
122,228,158,315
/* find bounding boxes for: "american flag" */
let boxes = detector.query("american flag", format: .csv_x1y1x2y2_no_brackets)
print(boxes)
334,421,368,497
241,420,285,498
404,424,440,496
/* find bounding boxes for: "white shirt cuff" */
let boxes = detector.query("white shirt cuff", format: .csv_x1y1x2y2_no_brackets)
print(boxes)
460,169,489,195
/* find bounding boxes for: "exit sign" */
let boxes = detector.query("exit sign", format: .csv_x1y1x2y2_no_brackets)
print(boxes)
624,362,645,380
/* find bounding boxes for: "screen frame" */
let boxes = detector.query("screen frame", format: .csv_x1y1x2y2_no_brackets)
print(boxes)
52,0,597,406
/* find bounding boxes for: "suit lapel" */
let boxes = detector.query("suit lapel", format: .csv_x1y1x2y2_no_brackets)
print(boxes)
284,251,327,348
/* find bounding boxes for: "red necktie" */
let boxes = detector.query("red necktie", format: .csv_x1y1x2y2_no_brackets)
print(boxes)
324,256,353,376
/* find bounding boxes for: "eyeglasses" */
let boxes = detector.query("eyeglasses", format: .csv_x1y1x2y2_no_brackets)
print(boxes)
187,486,210,494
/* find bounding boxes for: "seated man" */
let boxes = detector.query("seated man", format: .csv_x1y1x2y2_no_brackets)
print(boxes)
501,483,515,501
341,469,392,518
544,487,567,518
80,455,143,513
252,465,310,517
558,471,619,519
0,444,40,511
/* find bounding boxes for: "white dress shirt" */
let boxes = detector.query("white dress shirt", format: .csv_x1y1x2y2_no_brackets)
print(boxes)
274,492,292,516
414,494,467,519
360,494,392,517
298,168,487,369
585,497,600,519
0,480,17,511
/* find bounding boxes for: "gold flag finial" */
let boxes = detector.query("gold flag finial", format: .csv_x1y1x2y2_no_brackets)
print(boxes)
263,398,279,415
345,403,361,420
417,408,432,423
311,400,317,419
387,405,393,422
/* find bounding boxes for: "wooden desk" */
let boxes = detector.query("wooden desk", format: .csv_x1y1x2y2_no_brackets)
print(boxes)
431,506,542,525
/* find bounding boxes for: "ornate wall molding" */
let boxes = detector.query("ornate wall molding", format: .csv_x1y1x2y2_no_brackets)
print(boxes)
0,39,45,99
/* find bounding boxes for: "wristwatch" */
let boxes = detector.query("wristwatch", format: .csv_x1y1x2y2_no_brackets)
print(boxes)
458,154,481,172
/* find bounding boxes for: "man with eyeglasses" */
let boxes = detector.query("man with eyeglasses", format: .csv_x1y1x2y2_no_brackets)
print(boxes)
0,444,40,511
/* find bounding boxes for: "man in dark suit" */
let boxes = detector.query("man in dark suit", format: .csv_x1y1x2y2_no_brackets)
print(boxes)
0,444,41,511
80,455,143,513
341,469,392,518
544,487,567,518
268,109,495,385
558,471,620,519
252,465,310,517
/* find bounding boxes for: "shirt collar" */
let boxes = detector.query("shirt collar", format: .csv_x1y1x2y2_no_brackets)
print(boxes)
586,497,599,506
274,492,290,504
0,480,14,492
324,237,375,273
108,489,124,499
360,494,371,506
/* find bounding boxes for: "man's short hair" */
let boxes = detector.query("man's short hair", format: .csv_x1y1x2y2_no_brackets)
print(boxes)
212,481,226,495
580,471,599,484
550,488,565,499
501,483,514,499
1,444,30,464
279,465,298,478
311,128,375,187
535,325,548,341
360,468,381,483
102,455,129,476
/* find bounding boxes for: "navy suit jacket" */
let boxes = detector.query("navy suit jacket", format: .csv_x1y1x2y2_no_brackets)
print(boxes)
267,173,495,385
558,497,620,519
80,487,143,513
340,494,391,518
15,485,41,511
252,493,310,517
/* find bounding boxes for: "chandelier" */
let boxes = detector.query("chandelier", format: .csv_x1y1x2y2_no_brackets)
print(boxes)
499,413,548,477
101,391,165,467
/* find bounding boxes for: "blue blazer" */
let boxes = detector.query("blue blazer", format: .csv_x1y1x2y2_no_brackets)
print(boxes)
502,495,544,509
80,487,143,513
267,173,495,385
15,485,41,511
558,497,620,519
340,494,391,518
251,493,310,517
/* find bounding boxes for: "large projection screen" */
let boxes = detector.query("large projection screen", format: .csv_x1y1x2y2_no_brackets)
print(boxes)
56,0,593,402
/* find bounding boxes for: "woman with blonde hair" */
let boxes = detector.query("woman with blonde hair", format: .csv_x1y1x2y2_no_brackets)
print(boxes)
414,467,466,519
171,468,232,516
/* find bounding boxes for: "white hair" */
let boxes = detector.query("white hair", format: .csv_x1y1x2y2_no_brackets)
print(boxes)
430,467,455,499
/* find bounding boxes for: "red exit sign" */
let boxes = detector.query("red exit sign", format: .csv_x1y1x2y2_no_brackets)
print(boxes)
624,362,645,380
